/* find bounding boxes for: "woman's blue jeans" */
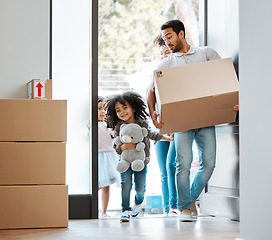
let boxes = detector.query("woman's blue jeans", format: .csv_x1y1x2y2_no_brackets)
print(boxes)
120,166,147,212
174,126,216,211
155,141,177,213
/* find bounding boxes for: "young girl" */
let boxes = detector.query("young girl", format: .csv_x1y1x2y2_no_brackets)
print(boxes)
97,96,119,218
105,90,173,222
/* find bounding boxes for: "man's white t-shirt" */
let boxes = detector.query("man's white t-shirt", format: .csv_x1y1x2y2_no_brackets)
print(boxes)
155,45,221,71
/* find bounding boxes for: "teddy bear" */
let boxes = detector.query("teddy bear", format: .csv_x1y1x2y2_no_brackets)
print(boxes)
114,123,148,173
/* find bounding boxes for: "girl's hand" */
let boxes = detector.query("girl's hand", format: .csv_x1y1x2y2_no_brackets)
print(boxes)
233,105,239,111
120,143,136,151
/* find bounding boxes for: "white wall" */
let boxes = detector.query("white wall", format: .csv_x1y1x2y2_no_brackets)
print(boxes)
239,0,272,239
0,0,50,98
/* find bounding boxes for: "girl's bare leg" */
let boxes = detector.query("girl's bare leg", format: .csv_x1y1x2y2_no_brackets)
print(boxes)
101,185,110,215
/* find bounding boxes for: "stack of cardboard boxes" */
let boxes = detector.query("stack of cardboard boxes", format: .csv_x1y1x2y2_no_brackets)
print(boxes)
0,98,68,229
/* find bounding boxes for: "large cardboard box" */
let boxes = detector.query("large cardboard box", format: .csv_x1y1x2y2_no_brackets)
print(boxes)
27,79,52,99
0,142,66,185
0,185,68,229
154,58,239,134
0,99,67,141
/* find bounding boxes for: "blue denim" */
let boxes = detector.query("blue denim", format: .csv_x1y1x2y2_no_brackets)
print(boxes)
174,126,216,211
120,166,147,212
155,141,177,213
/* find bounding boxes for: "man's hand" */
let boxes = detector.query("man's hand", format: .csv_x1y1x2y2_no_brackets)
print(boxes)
233,105,239,111
152,111,164,129
120,143,136,152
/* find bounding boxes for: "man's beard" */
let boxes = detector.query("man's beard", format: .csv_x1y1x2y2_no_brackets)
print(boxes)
172,41,183,53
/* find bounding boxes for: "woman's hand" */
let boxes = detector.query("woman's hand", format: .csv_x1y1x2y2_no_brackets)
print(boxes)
169,133,174,141
161,133,174,142
120,143,136,151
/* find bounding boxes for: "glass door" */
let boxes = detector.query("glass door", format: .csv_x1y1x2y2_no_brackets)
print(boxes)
52,0,97,218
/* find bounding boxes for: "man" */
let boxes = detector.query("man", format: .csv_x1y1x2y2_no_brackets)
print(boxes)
147,20,238,222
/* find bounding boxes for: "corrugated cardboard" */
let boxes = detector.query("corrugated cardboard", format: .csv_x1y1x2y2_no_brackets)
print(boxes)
0,99,67,141
27,79,52,99
0,185,68,229
0,142,66,185
154,58,239,134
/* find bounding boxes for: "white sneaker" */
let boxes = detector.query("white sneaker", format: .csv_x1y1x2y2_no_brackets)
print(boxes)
100,213,110,219
131,204,142,217
120,210,130,222
179,209,194,222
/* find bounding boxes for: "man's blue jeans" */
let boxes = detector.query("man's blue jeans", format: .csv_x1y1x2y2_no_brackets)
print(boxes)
155,141,177,213
174,126,216,211
120,166,147,212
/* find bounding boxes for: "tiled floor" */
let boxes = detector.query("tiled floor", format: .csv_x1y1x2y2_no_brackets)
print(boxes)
0,211,240,240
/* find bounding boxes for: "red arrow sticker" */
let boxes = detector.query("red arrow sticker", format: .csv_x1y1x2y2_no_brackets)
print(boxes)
36,82,43,97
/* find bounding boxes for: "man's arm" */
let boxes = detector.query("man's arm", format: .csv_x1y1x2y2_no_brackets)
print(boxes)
147,58,170,129
147,79,164,129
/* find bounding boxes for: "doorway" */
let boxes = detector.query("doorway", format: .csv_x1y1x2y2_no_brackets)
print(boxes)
97,0,200,217
52,0,239,220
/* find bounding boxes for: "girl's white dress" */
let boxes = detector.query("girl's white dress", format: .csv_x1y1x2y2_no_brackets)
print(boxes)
98,121,119,188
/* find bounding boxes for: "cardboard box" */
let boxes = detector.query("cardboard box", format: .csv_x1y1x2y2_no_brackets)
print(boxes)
0,142,66,185
27,79,52,99
0,185,68,229
0,99,67,141
154,58,239,134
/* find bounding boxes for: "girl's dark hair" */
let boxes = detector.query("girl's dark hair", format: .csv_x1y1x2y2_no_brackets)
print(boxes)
105,90,149,129
161,19,186,38
98,96,105,103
